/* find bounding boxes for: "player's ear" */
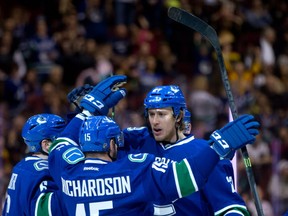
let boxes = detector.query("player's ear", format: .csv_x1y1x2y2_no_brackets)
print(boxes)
109,139,118,161
41,139,51,153
176,111,184,123
109,139,116,152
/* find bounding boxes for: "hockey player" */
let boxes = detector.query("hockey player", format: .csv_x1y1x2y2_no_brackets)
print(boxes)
119,85,254,215
1,75,127,216
47,112,259,216
1,113,66,215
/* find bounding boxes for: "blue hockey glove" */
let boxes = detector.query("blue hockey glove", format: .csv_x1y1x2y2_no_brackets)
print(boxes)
80,75,127,115
67,84,94,111
209,114,260,159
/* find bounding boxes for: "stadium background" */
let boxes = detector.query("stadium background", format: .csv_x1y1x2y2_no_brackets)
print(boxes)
0,0,287,215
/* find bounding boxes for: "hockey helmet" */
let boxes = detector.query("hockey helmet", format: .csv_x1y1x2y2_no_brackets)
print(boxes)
144,85,186,116
183,108,192,135
79,116,124,152
183,108,191,123
22,114,66,152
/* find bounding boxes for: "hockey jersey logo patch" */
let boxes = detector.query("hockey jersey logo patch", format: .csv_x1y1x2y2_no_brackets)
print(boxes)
34,160,49,171
63,147,85,164
128,153,148,162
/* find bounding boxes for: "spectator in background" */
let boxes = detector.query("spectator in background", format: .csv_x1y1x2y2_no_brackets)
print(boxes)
243,186,273,216
277,125,288,160
114,97,145,129
57,10,86,41
23,16,59,82
211,0,243,33
268,159,288,215
242,0,272,30
21,68,43,114
40,81,69,116
246,128,272,189
76,43,114,87
82,0,109,43
0,29,26,80
110,24,133,68
46,64,69,113
0,28,27,113
246,130,272,165
4,114,26,167
1,6,30,44
191,32,213,76
155,41,178,81
115,55,145,111
188,75,223,137
137,55,163,92
133,15,160,56
139,0,164,30
47,64,65,89
218,30,241,73
0,62,25,113
260,26,276,68
276,54,288,92
114,0,137,27
55,22,94,88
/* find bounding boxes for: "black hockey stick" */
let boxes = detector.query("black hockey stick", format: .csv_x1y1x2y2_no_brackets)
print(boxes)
168,7,264,216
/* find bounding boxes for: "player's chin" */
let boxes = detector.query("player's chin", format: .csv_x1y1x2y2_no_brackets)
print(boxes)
152,133,164,142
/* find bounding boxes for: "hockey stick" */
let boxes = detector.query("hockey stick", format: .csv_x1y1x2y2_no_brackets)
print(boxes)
168,7,264,216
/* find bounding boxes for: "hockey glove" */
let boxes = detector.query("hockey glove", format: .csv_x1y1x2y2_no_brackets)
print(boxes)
80,75,127,115
67,84,94,111
209,114,260,159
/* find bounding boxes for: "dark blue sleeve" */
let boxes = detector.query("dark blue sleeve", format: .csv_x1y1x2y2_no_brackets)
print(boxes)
119,127,162,159
140,144,220,201
202,160,248,214
123,127,150,149
118,127,150,158
59,113,85,143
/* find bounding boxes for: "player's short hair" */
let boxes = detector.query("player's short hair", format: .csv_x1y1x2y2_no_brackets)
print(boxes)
79,116,124,153
22,114,66,152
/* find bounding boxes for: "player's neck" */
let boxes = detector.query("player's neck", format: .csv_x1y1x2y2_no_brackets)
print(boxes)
178,132,186,141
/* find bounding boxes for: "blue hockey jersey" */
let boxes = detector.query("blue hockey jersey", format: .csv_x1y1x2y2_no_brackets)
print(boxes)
120,127,250,216
1,156,61,216
48,135,220,216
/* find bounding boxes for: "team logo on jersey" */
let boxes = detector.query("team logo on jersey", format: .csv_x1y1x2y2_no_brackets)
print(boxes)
128,153,148,162
34,160,49,171
63,147,85,164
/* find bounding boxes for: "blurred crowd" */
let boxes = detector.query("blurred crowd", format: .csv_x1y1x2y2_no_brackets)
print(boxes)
0,0,288,215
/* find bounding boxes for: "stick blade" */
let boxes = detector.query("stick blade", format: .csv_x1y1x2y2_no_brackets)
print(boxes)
168,7,219,50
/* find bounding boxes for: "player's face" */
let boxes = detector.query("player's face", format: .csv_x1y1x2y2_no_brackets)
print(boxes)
147,108,178,142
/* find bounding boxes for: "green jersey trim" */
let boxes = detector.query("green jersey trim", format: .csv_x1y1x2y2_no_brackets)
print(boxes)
173,158,198,198
35,192,53,216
